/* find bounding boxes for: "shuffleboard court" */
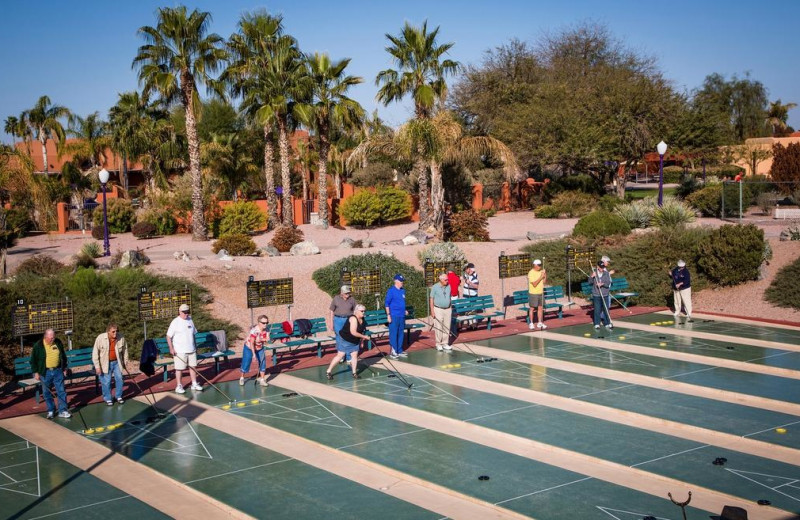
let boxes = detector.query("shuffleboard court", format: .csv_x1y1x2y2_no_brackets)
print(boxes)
291,361,800,514
188,379,708,519
0,426,168,520
477,333,800,405
54,400,438,519
625,312,800,344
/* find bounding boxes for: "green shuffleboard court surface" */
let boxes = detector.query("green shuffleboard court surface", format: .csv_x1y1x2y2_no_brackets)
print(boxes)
0,426,168,520
54,399,437,519
292,360,800,514
188,379,707,519
623,312,800,344
477,333,800,404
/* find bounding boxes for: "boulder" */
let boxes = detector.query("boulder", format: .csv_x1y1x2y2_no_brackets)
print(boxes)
526,231,538,241
119,250,150,268
376,249,394,257
290,240,320,256
362,238,375,248
174,250,191,262
338,238,356,249
402,229,429,246
261,245,280,257
216,249,233,261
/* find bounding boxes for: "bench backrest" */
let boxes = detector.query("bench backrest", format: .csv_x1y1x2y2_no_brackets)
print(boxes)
66,347,94,369
511,286,564,306
452,295,496,314
152,331,220,355
14,357,33,377
363,306,417,326
268,317,328,341
581,277,630,294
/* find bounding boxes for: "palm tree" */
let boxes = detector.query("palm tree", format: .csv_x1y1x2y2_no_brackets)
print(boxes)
201,132,259,201
4,116,19,145
766,99,797,136
62,112,111,169
22,95,70,174
293,137,317,201
376,21,459,230
133,6,228,241
301,53,364,228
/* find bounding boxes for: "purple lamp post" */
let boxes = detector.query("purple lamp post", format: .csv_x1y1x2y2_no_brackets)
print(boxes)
656,141,668,207
98,168,111,256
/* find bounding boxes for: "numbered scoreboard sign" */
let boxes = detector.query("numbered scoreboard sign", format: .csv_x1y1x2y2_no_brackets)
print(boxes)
565,246,596,270
12,300,74,337
423,260,464,286
498,253,533,279
340,268,381,296
138,288,192,321
246,278,294,308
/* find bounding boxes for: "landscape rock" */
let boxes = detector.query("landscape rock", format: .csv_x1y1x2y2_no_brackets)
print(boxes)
290,241,320,256
262,245,280,257
376,249,394,257
174,250,191,262
119,250,150,268
526,231,538,241
338,238,356,249
779,225,800,241
402,229,429,246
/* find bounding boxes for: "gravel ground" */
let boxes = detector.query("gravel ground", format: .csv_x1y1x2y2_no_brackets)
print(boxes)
7,210,799,343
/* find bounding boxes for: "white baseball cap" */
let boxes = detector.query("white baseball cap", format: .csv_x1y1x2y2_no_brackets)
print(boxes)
677,260,686,267
533,259,542,265
601,256,611,263
179,304,190,312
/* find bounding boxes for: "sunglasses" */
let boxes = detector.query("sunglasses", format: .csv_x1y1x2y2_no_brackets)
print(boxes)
259,321,268,325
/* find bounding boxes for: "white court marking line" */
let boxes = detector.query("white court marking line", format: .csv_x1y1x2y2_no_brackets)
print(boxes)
0,467,17,482
26,495,132,520
451,360,572,385
629,444,709,468
726,468,800,502
464,403,541,423
570,384,637,400
494,476,593,505
184,457,293,484
662,366,718,380
0,477,41,497
596,506,673,520
743,350,798,364
342,373,471,405
743,419,800,438
0,440,30,454
90,418,212,460
184,419,212,459
232,399,352,429
337,428,428,450
0,444,40,497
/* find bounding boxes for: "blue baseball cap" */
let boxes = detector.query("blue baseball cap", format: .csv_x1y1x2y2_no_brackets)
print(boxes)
393,273,405,282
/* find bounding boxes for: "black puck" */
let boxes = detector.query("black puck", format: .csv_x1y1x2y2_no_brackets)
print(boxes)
659,336,666,339
388,374,397,378
643,516,656,520
726,346,734,350
478,475,490,481
757,499,771,506
130,420,141,425
477,359,485,363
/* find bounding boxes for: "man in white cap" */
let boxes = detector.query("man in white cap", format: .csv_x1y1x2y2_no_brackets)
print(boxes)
527,259,547,330
669,260,693,322
429,273,453,351
166,303,203,393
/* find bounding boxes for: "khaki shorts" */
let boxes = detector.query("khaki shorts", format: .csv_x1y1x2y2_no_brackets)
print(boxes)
528,293,543,308
173,352,197,370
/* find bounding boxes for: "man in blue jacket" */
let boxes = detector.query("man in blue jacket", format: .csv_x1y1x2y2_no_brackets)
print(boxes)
669,260,693,322
384,274,408,359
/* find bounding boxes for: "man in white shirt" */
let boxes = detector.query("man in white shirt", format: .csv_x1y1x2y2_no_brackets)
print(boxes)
166,304,203,394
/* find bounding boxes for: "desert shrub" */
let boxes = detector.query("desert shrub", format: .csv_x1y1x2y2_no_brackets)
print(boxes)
447,209,490,242
598,194,625,212
572,211,631,239
349,162,396,188
14,255,66,276
651,197,696,229
675,176,702,199
534,205,560,218
132,221,157,239
312,253,427,316
661,165,685,184
549,191,597,217
416,242,467,266
376,186,413,224
686,183,753,217
341,190,381,227
73,252,98,269
92,198,135,233
91,225,105,240
765,256,800,310
269,225,304,253
698,224,765,286
139,208,177,236
80,242,102,259
212,233,257,256
756,192,778,214
781,224,800,241
215,201,267,237
544,174,605,200
615,198,656,229
520,238,572,289
5,207,35,237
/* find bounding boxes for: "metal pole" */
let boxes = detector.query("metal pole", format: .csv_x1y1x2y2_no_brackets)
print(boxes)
101,182,110,256
721,182,725,219
739,178,743,224
702,157,706,183
658,153,664,206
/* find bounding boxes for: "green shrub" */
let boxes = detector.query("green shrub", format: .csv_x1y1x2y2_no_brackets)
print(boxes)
614,198,656,229
781,224,800,241
73,252,98,269
520,238,572,290
212,233,257,256
651,197,696,229
92,198,135,233
341,190,381,227
534,205,561,218
698,224,764,286
549,191,597,217
675,176,702,199
80,242,102,259
91,225,105,240
269,225,304,253
14,255,66,276
756,192,778,214
661,165,685,184
214,201,267,238
417,242,467,266
5,207,34,237
686,183,753,217
598,194,625,212
349,162,396,188
376,186,413,224
544,174,605,200
312,253,427,317
765,256,800,310
572,211,631,239
132,221,157,239
140,208,178,235
447,209,490,242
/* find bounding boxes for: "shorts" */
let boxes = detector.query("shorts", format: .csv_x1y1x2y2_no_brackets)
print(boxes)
174,351,197,370
528,293,543,308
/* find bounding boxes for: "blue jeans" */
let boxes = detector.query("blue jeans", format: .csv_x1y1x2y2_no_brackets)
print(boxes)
388,315,405,354
593,295,612,326
42,368,68,414
240,346,266,374
334,315,351,362
99,360,124,401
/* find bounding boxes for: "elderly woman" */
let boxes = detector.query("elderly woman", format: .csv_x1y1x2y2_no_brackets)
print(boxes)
325,304,369,380
240,315,271,387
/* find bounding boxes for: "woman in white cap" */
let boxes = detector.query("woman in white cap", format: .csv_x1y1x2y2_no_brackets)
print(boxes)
669,260,693,321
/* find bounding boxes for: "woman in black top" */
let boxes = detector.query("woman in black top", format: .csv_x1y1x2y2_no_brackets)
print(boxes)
326,304,368,380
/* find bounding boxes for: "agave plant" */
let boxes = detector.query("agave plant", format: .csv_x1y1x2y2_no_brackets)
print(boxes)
652,196,696,229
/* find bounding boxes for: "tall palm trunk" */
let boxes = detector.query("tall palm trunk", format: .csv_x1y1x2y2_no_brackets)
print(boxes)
39,133,48,173
182,77,206,241
122,152,129,192
317,131,330,229
415,151,430,230
0,208,7,279
277,117,293,226
263,126,279,229
430,160,444,235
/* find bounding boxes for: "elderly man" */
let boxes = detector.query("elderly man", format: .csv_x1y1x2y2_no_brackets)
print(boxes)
430,273,453,351
670,260,693,322
30,329,71,418
385,274,408,359
527,259,547,330
92,323,129,406
166,303,203,394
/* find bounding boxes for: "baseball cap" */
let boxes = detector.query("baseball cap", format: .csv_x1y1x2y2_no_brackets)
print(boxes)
393,273,405,282
677,260,686,267
601,256,611,263
179,304,190,312
340,285,351,294
465,262,475,270
533,259,542,265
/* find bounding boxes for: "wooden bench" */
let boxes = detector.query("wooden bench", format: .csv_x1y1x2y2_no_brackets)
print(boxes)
581,277,639,309
14,347,99,403
267,317,335,365
452,295,505,331
152,331,235,382
774,208,800,219
363,306,425,348
510,286,573,321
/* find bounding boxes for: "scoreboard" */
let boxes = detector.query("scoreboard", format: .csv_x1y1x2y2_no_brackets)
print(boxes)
565,246,596,270
246,278,294,308
423,260,464,286
498,253,533,279
340,269,382,296
12,300,73,337
138,288,192,321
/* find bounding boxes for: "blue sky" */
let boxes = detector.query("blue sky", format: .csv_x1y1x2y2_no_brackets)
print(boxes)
1,0,798,144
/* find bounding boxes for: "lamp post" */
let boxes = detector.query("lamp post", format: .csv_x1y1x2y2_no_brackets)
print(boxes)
98,168,110,257
656,141,668,206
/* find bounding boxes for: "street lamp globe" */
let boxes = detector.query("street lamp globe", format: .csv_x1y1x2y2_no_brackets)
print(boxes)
99,168,110,184
98,168,111,256
656,141,668,156
656,141,668,207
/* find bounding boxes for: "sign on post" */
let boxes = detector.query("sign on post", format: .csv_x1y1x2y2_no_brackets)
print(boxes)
246,278,294,308
423,260,465,286
138,288,192,321
12,299,74,337
498,253,533,279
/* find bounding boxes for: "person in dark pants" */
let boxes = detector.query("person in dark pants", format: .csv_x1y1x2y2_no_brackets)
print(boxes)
669,260,693,322
326,304,369,380
330,285,357,364
30,329,71,419
384,274,408,359
590,260,613,330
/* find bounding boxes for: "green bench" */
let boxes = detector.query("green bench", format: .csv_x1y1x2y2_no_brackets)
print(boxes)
267,317,335,365
152,331,234,382
15,346,99,404
510,285,572,321
363,306,425,348
452,295,505,331
580,277,639,309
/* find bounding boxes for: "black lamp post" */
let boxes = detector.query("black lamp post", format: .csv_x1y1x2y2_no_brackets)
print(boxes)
98,168,110,256
656,141,668,206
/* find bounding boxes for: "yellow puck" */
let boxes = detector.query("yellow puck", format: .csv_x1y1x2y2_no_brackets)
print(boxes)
106,424,117,431
659,342,667,347
250,399,259,405
221,404,231,410
655,322,662,325
618,336,626,340
650,323,657,326
85,428,95,434
116,423,124,428
236,402,246,407
584,333,591,337
776,428,787,434
94,427,105,433
454,364,461,368
666,320,674,324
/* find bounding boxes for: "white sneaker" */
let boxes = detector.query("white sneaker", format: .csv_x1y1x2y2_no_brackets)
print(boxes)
398,351,408,358
436,344,444,351
46,411,54,419
239,376,245,386
673,312,679,317
594,324,600,329
528,322,535,330
191,383,204,391
57,411,71,419
605,324,614,330
443,345,453,351
538,322,547,330
389,353,400,360
258,378,269,387
175,385,185,394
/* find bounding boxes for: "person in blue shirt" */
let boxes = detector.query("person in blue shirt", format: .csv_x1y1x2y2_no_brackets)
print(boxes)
384,273,408,359
669,260,693,322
